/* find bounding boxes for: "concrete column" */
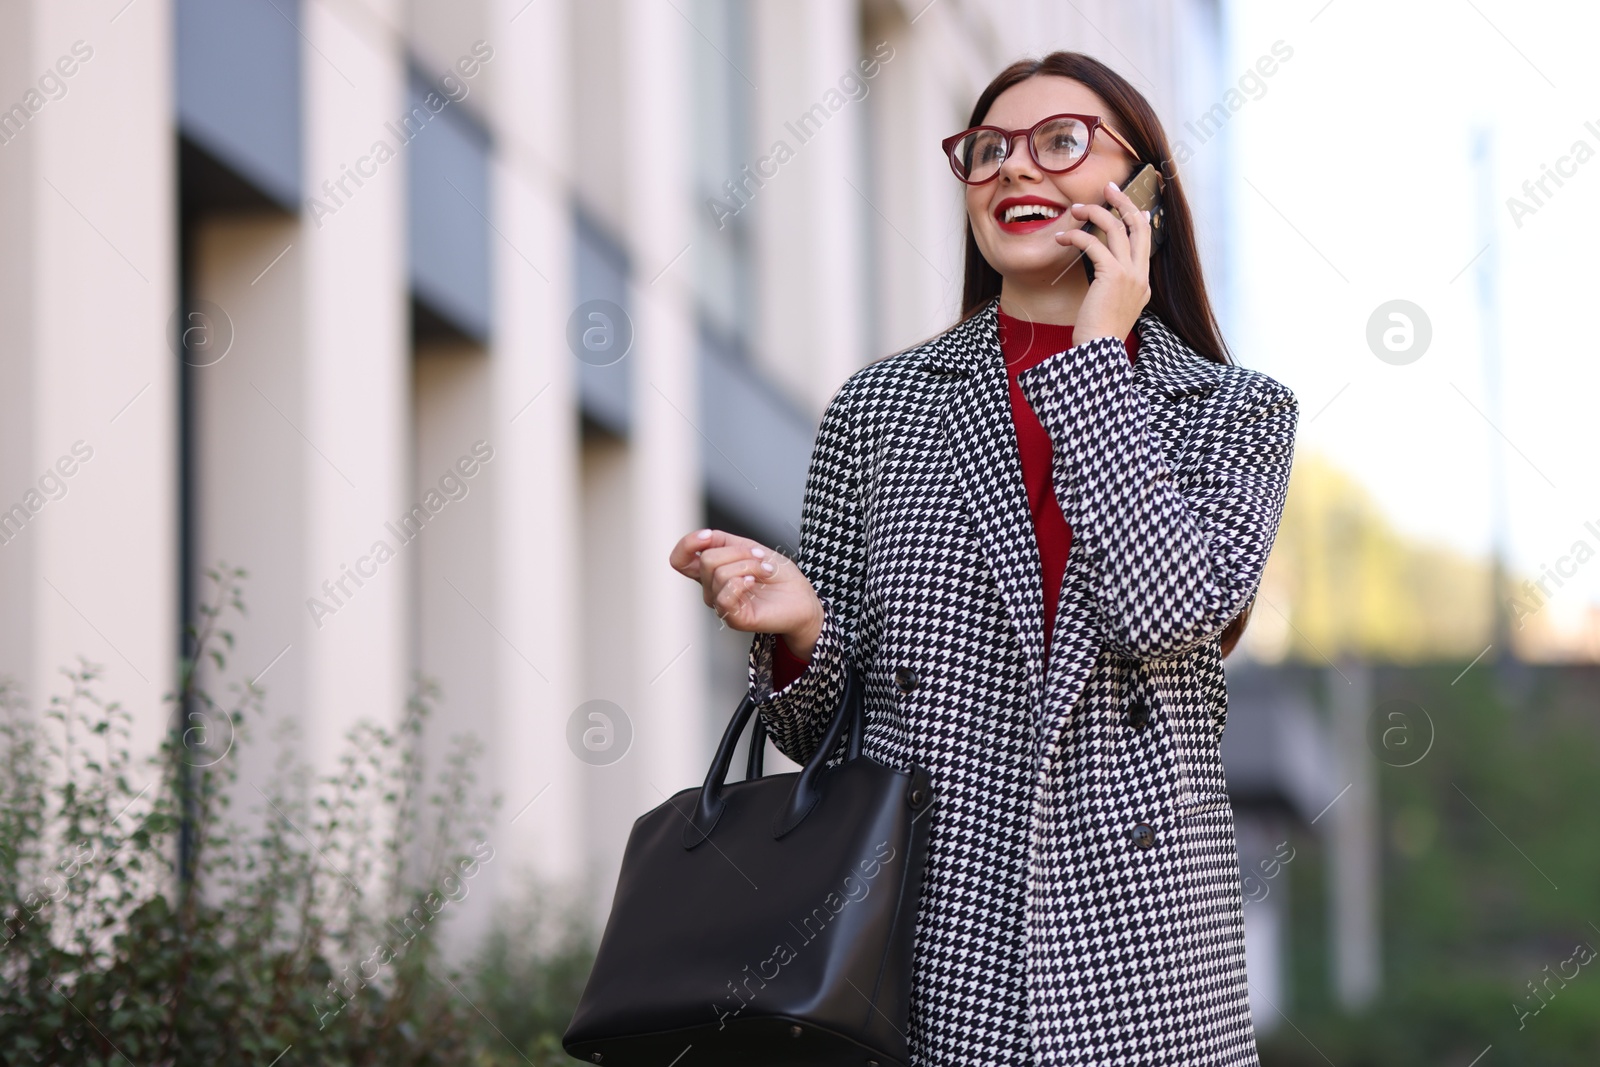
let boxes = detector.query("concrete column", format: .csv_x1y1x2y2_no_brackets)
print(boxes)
297,0,411,766
577,433,637,931
1330,658,1380,1008
480,0,586,912
411,339,497,952
189,2,410,793
751,0,870,410
866,13,957,345
0,0,178,767
1235,813,1290,1033
596,0,706,912
189,214,309,794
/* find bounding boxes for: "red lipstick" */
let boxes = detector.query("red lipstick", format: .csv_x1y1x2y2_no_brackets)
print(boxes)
992,194,1069,235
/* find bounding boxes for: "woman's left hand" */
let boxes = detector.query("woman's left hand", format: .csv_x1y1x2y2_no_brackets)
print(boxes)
1055,179,1153,346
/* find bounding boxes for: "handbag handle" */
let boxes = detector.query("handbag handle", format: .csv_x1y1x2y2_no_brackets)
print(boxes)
683,658,864,849
746,713,768,780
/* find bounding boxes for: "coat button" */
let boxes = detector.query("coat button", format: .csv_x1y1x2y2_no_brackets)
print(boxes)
893,665,920,694
1130,822,1156,850
1126,697,1150,731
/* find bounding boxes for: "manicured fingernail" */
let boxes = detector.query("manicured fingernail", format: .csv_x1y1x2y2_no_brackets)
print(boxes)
760,561,775,573
751,546,766,558
1143,210,1151,221
697,529,711,539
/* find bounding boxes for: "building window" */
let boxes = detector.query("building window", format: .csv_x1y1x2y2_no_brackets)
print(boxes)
690,0,756,357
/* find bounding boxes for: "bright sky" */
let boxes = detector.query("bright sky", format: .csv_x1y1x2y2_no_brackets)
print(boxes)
1218,0,1600,622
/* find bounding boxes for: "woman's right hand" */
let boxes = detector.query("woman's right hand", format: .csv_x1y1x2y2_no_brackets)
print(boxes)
668,528,824,659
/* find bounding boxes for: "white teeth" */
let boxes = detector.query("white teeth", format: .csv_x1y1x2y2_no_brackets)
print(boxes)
1003,203,1063,223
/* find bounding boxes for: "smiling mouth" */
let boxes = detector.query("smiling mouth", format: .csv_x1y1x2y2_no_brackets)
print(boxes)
994,201,1068,234
998,203,1065,224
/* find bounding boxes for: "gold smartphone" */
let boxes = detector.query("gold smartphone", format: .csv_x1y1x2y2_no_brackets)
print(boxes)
1080,163,1165,281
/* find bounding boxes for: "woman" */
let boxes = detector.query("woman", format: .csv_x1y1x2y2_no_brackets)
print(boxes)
670,50,1297,1066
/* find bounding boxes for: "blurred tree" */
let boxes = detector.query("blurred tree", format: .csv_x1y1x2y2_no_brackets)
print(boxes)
1259,450,1496,663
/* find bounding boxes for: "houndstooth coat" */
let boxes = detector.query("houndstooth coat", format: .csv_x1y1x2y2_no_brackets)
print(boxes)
746,294,1298,1066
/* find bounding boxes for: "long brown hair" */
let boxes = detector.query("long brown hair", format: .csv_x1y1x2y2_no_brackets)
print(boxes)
956,51,1257,657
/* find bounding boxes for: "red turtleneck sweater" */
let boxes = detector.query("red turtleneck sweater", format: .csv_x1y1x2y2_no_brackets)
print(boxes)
772,312,1139,688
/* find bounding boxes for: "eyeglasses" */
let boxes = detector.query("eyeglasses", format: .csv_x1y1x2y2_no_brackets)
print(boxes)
940,113,1140,185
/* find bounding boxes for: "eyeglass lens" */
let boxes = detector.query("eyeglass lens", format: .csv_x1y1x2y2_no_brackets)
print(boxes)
951,116,1090,182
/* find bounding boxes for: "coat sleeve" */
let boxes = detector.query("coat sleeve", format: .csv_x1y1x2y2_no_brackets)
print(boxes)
746,373,868,765
1015,335,1298,659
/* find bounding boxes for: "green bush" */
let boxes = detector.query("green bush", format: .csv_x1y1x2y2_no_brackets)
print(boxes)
0,565,593,1065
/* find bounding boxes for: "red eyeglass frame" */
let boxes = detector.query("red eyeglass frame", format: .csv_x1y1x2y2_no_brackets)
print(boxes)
940,112,1140,185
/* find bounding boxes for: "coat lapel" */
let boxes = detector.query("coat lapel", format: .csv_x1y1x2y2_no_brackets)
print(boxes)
917,296,1223,732
929,304,1050,715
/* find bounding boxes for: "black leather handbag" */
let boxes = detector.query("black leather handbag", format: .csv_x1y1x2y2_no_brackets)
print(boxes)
562,660,935,1067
